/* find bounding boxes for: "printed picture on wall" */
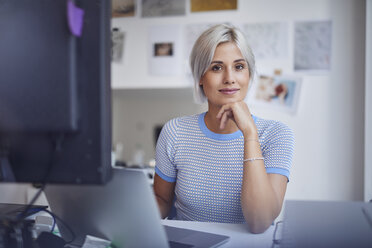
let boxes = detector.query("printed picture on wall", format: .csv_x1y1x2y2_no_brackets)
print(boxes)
112,0,135,17
111,28,125,63
148,25,182,76
154,43,173,57
249,75,302,115
142,0,186,17
191,0,237,12
294,20,332,72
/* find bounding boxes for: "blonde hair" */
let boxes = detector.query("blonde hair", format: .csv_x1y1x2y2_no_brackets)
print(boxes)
190,24,255,104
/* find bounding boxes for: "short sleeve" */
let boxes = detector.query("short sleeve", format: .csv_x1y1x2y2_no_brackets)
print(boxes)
155,119,178,182
262,121,295,181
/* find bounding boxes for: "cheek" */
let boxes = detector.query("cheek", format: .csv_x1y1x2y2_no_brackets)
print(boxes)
201,75,217,89
239,74,250,87
238,71,250,81
239,75,250,93
202,84,213,97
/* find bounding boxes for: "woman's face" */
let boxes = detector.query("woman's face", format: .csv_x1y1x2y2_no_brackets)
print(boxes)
200,42,250,108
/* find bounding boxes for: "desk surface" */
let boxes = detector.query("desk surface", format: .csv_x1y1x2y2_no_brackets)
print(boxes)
161,219,275,248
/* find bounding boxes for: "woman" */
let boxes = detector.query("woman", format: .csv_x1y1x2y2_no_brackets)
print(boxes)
154,24,294,234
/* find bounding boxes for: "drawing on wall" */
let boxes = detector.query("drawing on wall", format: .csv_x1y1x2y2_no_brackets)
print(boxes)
294,20,332,72
248,75,302,114
191,0,237,12
112,28,125,63
148,25,182,76
112,0,135,17
184,23,221,60
184,23,229,83
243,22,289,60
142,0,186,17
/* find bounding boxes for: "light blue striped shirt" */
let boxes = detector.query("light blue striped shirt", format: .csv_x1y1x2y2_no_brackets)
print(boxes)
155,112,294,223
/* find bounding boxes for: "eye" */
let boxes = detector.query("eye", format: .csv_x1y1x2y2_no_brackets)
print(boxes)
235,64,245,70
211,65,223,71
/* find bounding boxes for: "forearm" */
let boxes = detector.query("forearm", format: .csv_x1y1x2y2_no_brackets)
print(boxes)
240,138,282,233
155,195,171,219
153,174,176,219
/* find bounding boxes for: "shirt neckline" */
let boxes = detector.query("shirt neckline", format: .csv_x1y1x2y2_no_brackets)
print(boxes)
198,112,257,141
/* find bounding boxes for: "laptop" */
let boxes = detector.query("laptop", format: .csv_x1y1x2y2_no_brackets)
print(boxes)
280,200,372,248
44,168,229,248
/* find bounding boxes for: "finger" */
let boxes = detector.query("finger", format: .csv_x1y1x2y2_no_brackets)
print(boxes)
220,111,230,129
216,107,224,119
216,105,231,119
220,112,227,129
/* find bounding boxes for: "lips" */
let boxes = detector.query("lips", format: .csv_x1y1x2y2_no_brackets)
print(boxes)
219,88,240,95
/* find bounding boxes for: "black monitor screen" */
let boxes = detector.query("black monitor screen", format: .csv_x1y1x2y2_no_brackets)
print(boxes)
0,0,112,184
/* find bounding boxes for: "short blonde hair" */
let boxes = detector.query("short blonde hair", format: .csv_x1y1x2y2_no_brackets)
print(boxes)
189,24,255,104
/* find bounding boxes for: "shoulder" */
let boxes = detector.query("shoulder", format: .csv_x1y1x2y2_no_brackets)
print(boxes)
254,115,294,143
161,114,200,137
163,114,200,131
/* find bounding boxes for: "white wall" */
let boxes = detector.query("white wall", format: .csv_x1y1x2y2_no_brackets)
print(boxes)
112,88,206,163
1,0,366,205
112,0,366,202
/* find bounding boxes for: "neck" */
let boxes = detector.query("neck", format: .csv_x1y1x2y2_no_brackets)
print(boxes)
204,105,240,134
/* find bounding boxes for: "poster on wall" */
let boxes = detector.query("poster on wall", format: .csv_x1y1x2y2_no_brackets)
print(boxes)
191,0,237,12
112,0,135,17
112,28,125,63
148,25,183,76
184,23,221,83
142,0,186,17
243,22,289,60
185,22,231,58
294,20,332,72
248,75,302,115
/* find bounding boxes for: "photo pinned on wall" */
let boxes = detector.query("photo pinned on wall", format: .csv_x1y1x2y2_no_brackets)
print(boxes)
142,0,186,17
154,43,173,57
111,28,125,63
248,75,302,115
191,0,237,12
148,25,182,76
112,0,135,18
294,20,332,73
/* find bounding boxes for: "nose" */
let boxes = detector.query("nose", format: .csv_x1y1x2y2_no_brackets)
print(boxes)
223,67,235,84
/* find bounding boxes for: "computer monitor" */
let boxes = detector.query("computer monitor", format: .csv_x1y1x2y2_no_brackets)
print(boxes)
0,0,112,184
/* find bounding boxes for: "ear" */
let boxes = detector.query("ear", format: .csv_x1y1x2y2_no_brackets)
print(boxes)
199,81,203,86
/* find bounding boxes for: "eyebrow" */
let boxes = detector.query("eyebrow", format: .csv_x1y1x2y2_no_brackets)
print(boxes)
210,59,246,64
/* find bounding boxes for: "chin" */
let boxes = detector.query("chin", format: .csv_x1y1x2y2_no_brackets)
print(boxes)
215,99,241,107
223,96,244,103
208,94,246,107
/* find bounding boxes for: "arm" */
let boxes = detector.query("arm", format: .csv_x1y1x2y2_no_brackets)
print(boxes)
153,119,178,219
217,102,290,233
153,173,176,219
241,139,288,233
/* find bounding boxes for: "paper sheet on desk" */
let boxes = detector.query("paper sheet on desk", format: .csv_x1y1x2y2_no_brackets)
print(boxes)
81,235,111,248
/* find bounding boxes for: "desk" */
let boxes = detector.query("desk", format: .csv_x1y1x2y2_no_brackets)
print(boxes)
161,220,275,248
